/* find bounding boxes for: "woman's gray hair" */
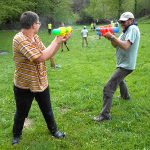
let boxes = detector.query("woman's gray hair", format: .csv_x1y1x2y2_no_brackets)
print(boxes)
20,11,39,29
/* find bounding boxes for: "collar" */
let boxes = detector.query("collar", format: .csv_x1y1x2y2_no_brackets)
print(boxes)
123,21,137,33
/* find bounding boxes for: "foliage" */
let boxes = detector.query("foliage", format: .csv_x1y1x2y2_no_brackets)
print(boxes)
52,0,74,23
83,0,103,19
0,0,74,26
71,0,90,24
136,0,150,17
71,0,89,14
0,0,150,26
34,0,73,23
0,0,35,24
79,0,150,21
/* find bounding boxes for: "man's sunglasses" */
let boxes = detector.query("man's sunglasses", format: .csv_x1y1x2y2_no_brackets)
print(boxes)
120,21,126,24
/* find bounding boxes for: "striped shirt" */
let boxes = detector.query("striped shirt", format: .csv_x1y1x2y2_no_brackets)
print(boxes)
13,32,48,92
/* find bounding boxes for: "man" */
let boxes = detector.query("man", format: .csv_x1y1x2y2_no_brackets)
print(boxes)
93,22,96,30
48,23,52,34
12,11,71,145
60,22,70,52
94,12,140,122
47,23,61,68
81,26,88,47
111,20,116,27
50,57,61,69
91,22,94,30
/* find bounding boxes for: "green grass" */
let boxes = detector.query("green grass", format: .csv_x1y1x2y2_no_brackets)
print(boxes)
138,15,150,24
0,23,150,150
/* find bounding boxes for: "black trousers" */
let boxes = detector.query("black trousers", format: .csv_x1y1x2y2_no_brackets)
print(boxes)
13,85,57,137
48,29,51,34
100,67,133,118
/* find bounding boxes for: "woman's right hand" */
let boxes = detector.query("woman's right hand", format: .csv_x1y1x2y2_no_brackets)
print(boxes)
54,33,71,44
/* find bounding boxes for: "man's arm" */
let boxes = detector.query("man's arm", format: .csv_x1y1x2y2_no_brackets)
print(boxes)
104,32,131,51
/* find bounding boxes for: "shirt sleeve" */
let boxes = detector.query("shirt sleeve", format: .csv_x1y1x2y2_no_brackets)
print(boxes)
18,40,42,62
125,26,137,44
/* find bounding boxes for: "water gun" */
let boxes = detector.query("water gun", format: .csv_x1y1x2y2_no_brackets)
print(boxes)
52,26,73,36
96,25,119,36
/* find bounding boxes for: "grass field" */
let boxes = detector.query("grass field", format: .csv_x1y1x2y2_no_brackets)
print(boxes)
0,22,150,150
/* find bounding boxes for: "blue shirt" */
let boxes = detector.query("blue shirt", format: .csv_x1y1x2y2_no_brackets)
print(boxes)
116,25,140,70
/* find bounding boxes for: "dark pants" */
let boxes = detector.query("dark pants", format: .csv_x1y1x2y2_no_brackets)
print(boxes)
13,86,57,137
48,29,51,34
100,68,133,118
82,37,88,47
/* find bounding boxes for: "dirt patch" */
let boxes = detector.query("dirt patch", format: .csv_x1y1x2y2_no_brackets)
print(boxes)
0,50,8,55
60,108,70,114
24,118,32,128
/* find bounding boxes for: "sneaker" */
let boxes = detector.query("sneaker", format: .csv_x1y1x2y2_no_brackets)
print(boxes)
12,136,20,145
52,131,65,139
55,64,61,68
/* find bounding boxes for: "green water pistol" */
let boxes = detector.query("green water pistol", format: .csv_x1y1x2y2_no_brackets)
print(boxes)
52,26,73,36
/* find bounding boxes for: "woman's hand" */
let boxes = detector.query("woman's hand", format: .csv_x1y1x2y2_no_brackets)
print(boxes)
54,33,72,44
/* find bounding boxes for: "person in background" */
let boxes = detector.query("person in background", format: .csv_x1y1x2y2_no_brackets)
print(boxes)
81,26,88,47
91,22,94,30
115,20,119,27
93,22,96,30
50,57,61,69
48,23,52,34
12,11,71,145
60,22,65,52
47,23,61,68
111,20,115,27
60,22,70,52
94,12,140,122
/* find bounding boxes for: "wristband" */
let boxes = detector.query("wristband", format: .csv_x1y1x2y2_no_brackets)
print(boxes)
110,35,115,41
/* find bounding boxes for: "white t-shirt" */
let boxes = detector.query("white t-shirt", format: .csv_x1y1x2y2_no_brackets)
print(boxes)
81,29,88,37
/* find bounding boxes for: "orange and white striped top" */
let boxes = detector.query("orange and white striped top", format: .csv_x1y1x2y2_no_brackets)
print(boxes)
12,32,48,92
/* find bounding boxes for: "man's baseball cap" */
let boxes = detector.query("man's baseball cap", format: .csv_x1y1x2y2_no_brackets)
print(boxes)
84,26,86,28
119,12,134,22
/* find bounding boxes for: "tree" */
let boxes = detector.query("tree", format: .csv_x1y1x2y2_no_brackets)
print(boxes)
134,0,137,17
71,0,89,13
83,0,110,20
0,0,35,24
0,0,74,26
52,0,73,23
29,0,74,24
0,0,149,27
136,0,150,17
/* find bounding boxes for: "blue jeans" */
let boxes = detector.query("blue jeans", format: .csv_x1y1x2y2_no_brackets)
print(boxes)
100,67,133,118
13,86,57,137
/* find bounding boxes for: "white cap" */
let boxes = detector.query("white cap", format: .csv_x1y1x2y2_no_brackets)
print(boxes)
119,12,134,21
84,26,86,28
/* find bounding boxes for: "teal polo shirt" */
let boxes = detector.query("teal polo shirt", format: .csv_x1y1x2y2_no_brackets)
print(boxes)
116,25,140,70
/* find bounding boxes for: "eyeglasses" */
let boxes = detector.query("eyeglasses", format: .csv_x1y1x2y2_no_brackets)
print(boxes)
120,21,126,24
36,22,41,25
